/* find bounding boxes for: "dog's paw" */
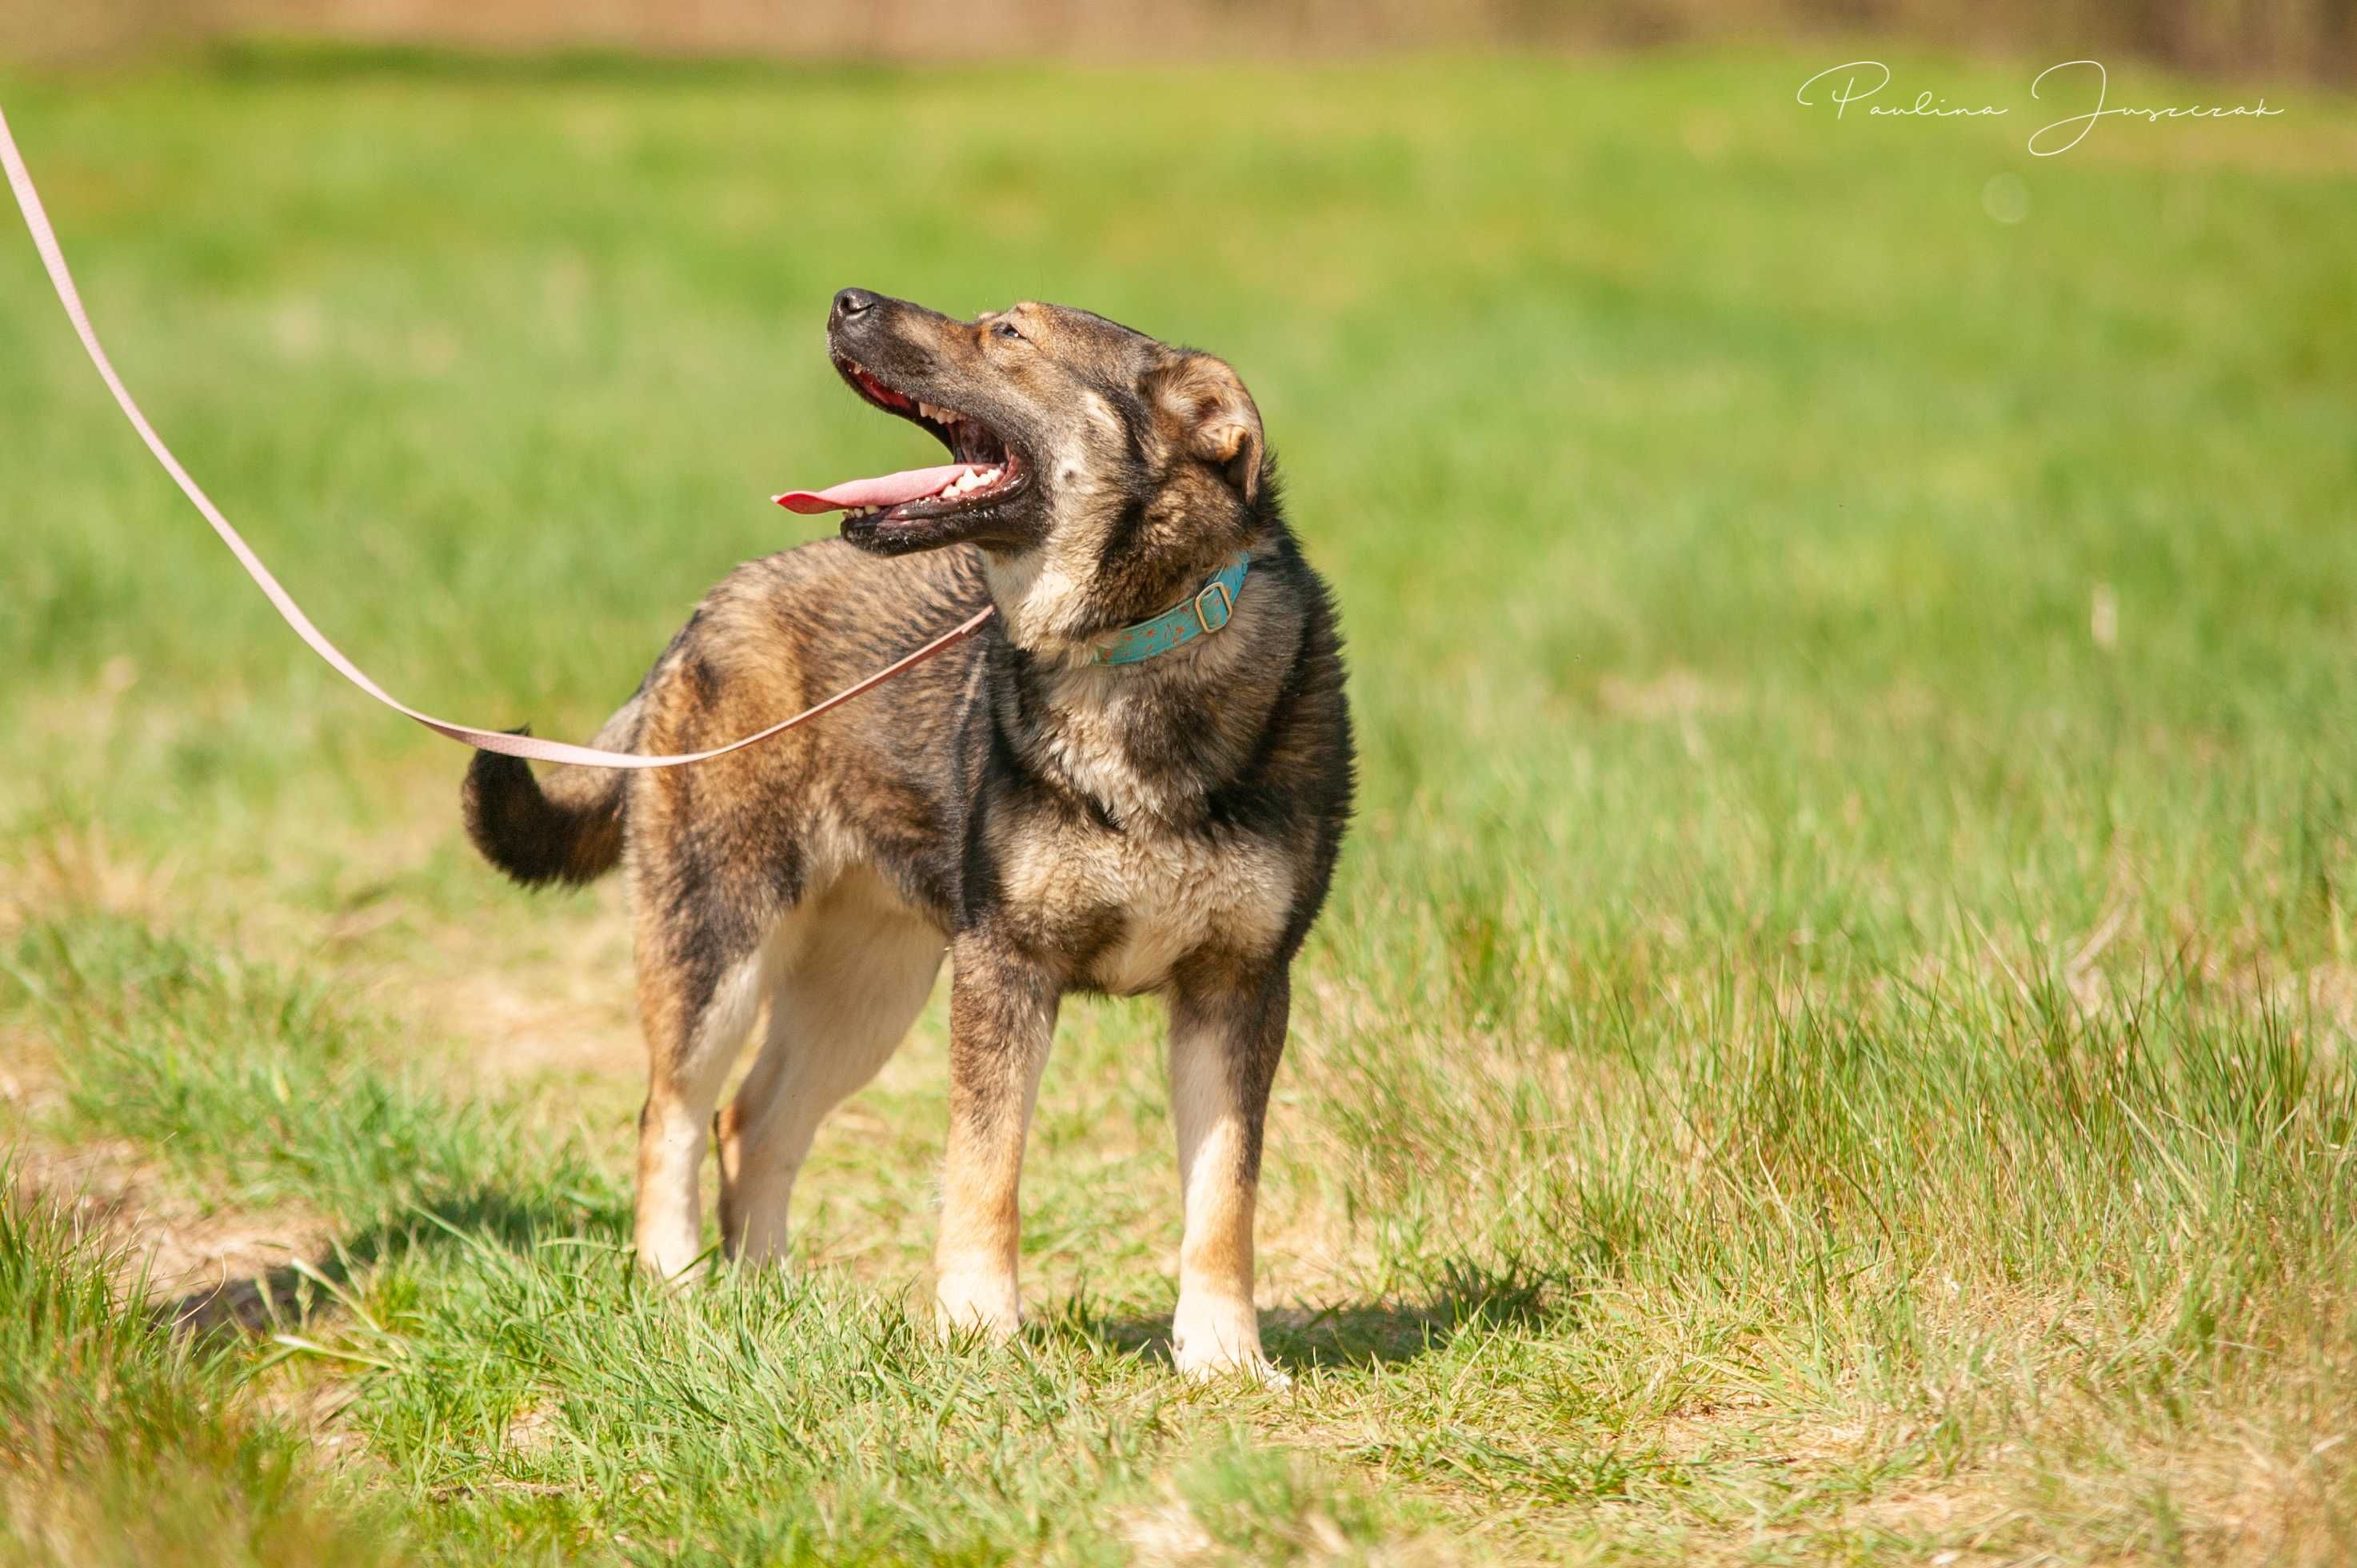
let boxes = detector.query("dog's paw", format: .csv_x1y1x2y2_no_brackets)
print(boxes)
1177,1350,1292,1390
634,1241,713,1289
1174,1341,1292,1390
1171,1298,1288,1388
935,1271,1024,1344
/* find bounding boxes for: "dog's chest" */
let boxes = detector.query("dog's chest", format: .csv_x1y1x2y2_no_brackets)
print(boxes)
992,674,1293,993
1002,812,1294,995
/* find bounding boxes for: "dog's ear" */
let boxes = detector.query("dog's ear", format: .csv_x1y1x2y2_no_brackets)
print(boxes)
1147,353,1264,505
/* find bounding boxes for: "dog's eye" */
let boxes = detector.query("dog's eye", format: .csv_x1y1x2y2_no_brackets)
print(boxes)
993,320,1024,341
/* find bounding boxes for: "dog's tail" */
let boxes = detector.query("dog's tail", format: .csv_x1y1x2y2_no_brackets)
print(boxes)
460,694,641,887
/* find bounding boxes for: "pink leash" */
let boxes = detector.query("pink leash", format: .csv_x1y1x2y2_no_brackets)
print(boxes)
0,105,993,769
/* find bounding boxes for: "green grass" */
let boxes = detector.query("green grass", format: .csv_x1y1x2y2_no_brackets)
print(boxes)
0,1180,396,1565
2,42,2355,1564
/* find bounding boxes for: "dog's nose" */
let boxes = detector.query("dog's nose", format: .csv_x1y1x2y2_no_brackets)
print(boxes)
832,288,877,323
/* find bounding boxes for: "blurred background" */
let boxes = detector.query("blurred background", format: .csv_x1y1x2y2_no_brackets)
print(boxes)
6,0,2353,78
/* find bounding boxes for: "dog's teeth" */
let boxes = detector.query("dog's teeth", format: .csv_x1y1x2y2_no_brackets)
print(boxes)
980,468,1001,483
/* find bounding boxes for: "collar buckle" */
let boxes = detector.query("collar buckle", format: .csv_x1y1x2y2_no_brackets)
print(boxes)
1192,577,1236,636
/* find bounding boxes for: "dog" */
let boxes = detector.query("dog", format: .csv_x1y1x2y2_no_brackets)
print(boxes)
462,289,1352,1378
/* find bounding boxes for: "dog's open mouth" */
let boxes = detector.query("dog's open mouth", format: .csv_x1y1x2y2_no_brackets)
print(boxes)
774,356,1025,524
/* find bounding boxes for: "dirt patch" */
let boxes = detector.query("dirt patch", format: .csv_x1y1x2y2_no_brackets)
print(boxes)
0,816,182,938
3,1049,333,1331
6,1128,336,1329
417,885,643,1090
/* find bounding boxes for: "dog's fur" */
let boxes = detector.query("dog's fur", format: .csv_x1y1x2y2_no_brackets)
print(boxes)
462,291,1352,1377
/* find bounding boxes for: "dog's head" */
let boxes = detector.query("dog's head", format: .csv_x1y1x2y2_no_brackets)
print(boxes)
800,289,1265,567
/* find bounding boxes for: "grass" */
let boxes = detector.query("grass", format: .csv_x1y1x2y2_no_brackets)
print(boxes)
2,40,2355,1563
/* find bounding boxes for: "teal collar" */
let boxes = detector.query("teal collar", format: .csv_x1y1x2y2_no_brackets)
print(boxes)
1092,551,1252,666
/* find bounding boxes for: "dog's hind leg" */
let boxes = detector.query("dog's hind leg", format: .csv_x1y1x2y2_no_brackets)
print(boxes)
633,903,779,1283
1165,962,1290,1382
718,874,946,1264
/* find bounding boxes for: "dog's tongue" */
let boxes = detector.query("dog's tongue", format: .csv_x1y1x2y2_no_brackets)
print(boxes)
773,464,981,515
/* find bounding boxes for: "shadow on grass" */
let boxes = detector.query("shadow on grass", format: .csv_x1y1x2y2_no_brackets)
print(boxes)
162,1192,1565,1380
1069,1257,1566,1371
159,1183,631,1339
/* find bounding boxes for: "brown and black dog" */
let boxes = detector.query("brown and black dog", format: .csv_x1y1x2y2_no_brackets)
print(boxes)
462,289,1352,1378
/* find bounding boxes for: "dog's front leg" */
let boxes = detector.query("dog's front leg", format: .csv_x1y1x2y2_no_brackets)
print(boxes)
1166,963,1290,1383
934,932,1059,1342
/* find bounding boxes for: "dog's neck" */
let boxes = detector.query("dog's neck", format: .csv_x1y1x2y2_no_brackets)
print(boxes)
980,525,1248,668
977,523,1299,828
